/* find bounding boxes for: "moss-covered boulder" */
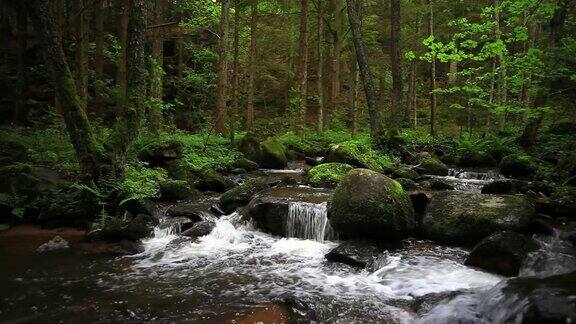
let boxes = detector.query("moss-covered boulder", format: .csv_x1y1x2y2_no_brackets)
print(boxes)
465,231,540,276
387,165,420,180
197,168,236,192
233,157,260,171
159,180,196,202
329,169,415,242
138,140,183,166
308,163,354,187
499,154,536,178
260,138,288,169
481,180,515,195
418,157,449,176
458,151,497,168
324,143,381,172
238,132,262,162
422,191,536,246
220,178,269,214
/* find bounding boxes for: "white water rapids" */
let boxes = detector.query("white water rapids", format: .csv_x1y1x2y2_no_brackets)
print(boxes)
130,204,503,322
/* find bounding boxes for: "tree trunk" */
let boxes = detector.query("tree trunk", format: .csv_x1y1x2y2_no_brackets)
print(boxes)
111,0,147,160
150,0,164,133
117,0,129,112
296,0,310,128
73,0,88,110
330,0,342,113
428,0,437,137
346,0,381,141
230,0,241,142
28,0,105,179
316,0,324,132
246,0,257,130
94,0,105,111
14,3,27,124
348,54,359,137
407,59,416,128
494,0,508,130
215,0,230,135
389,0,402,136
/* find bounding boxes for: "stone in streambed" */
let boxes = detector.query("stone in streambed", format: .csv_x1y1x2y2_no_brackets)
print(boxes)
422,191,536,246
181,220,216,240
417,158,449,176
159,180,196,201
329,169,415,242
220,178,269,214
37,235,69,253
465,231,540,276
482,180,515,195
197,168,236,192
499,154,536,178
325,240,380,268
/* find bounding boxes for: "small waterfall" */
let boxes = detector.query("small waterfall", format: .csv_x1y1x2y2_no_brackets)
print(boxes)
447,169,504,181
286,202,337,242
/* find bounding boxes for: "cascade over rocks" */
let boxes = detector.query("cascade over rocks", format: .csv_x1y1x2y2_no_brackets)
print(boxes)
329,169,415,242
423,191,537,246
465,231,540,276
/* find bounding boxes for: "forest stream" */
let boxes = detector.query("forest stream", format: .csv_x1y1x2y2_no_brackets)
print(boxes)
1,164,575,323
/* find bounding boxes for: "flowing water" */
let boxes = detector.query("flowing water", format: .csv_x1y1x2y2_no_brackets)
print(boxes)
0,165,573,322
430,168,506,191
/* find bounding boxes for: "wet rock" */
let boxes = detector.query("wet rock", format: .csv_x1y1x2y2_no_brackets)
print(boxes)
121,199,156,218
233,157,260,171
280,295,319,322
329,169,415,242
423,191,536,246
417,158,449,176
159,180,196,202
247,196,290,236
304,156,319,167
388,166,420,180
220,178,269,214
166,204,204,221
465,231,540,276
482,180,515,195
325,241,380,268
397,178,418,191
210,203,226,216
458,151,497,168
37,235,69,253
197,168,236,192
280,175,298,186
286,149,305,161
230,168,247,175
429,179,455,191
499,154,536,178
480,271,576,323
260,138,288,169
307,162,354,187
410,192,430,215
181,220,215,240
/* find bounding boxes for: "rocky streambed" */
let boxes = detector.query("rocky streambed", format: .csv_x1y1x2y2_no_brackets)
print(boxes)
1,163,575,323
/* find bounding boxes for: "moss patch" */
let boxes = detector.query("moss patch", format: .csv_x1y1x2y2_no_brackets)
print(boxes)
308,163,354,187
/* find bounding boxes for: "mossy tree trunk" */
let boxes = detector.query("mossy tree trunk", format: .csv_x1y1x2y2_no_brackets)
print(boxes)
389,0,403,137
230,0,241,142
28,0,106,180
296,0,310,128
246,0,257,130
94,0,105,111
215,0,230,135
72,0,88,110
346,0,381,141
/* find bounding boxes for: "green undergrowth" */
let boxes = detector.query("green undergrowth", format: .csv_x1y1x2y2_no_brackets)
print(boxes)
121,163,168,204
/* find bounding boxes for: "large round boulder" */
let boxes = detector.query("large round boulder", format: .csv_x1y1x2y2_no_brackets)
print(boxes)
499,154,536,178
307,162,354,187
260,138,288,169
465,231,540,276
422,191,536,246
329,169,415,242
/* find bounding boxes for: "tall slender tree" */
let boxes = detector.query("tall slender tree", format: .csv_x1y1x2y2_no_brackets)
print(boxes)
296,0,310,127
246,0,257,130
389,0,403,136
230,0,241,141
150,0,164,133
347,0,381,141
428,0,437,137
315,0,324,132
94,0,105,111
215,0,230,135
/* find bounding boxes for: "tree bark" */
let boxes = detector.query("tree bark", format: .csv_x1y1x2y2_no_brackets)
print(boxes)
246,0,257,130
230,0,241,141
14,3,28,124
316,0,324,132
348,54,359,137
407,59,416,128
150,0,164,133
296,0,310,128
428,0,437,137
28,0,105,179
73,0,88,110
330,0,343,113
389,0,402,136
346,0,381,141
215,0,230,135
94,0,105,111
117,0,129,112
